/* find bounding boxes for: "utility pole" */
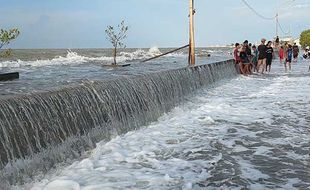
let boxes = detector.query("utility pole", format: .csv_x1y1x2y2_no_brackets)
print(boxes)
188,0,195,65
276,13,279,37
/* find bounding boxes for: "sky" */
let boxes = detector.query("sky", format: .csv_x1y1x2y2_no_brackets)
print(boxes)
0,0,310,49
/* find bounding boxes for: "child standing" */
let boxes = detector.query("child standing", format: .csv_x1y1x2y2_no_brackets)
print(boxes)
266,41,274,73
285,44,293,72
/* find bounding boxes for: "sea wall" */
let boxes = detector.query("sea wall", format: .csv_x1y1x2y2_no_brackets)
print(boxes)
0,59,238,185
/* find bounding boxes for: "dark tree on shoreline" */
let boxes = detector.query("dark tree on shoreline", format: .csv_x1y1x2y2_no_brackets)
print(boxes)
105,21,128,65
0,28,20,57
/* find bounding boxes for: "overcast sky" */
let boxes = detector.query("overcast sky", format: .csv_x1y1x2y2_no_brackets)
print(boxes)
1,0,309,49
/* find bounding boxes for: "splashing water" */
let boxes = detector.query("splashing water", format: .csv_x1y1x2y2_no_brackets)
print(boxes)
11,61,310,190
0,47,184,68
0,60,237,188
0,47,231,96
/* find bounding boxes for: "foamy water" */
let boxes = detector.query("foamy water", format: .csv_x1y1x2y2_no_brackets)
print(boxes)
0,47,230,69
0,47,231,96
16,61,310,190
0,48,165,68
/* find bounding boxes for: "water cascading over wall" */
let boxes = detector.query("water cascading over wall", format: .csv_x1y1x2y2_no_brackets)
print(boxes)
0,59,238,185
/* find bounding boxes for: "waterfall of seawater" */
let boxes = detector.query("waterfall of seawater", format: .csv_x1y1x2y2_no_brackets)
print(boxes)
0,60,237,186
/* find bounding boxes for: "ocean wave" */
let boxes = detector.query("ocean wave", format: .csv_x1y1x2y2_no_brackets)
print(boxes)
0,47,186,68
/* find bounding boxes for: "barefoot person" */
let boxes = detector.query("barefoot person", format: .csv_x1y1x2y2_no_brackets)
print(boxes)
234,43,246,74
279,46,285,64
234,43,241,63
293,43,299,62
252,45,258,72
266,41,274,73
285,44,293,72
257,38,267,74
244,40,251,58
239,45,251,75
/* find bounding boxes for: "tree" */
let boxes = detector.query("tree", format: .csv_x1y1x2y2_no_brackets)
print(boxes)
105,21,128,65
300,29,310,49
0,28,20,57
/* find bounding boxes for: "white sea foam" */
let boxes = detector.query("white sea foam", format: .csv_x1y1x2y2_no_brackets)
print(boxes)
0,47,186,68
15,62,310,189
0,51,91,68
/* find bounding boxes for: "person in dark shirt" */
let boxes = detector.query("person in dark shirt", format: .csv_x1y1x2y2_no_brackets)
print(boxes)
257,38,267,74
252,45,259,72
239,46,251,75
292,43,299,62
244,40,252,70
285,44,293,72
275,36,279,44
240,47,250,63
244,40,252,56
275,36,280,48
266,41,274,72
233,43,246,74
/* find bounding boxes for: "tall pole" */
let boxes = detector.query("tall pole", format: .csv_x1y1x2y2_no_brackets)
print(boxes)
276,13,279,37
276,0,279,37
189,0,195,65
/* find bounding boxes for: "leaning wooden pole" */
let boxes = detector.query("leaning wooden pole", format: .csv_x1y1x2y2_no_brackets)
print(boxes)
141,44,189,63
188,0,196,65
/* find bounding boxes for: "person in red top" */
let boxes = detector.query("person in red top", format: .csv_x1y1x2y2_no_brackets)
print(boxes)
233,43,247,74
279,46,285,64
234,43,241,64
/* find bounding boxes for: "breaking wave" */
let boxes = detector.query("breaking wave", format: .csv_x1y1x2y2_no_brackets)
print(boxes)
0,47,186,68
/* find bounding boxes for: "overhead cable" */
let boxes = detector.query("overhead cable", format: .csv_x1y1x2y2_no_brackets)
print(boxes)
241,0,276,20
277,20,290,35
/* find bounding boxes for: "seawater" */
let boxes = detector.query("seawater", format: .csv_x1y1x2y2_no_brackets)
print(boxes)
1,48,235,189
0,47,231,96
15,60,310,190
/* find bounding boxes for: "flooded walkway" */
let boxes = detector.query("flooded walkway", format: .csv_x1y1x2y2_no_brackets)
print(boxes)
20,61,310,190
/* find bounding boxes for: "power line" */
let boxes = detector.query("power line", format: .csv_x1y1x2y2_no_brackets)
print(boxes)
277,19,290,35
241,0,276,20
241,0,292,36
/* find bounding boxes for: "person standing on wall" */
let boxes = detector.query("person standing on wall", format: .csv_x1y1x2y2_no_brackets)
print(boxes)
266,41,274,73
275,36,280,48
257,38,267,74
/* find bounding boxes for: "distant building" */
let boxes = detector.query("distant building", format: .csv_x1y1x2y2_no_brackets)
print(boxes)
276,36,301,46
280,36,294,44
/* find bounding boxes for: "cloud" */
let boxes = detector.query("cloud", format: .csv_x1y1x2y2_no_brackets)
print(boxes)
292,3,310,9
279,2,310,20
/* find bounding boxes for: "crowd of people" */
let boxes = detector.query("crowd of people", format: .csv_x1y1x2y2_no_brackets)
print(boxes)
233,37,301,75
